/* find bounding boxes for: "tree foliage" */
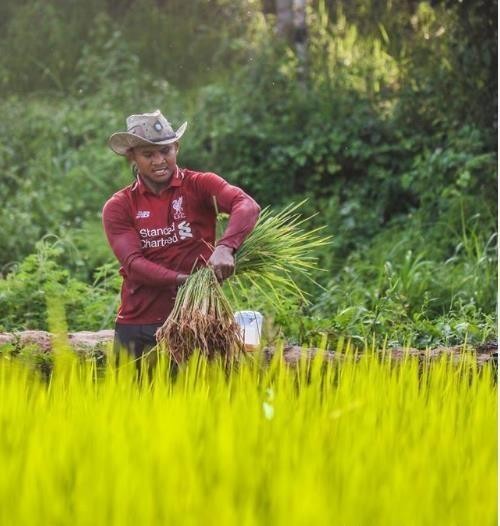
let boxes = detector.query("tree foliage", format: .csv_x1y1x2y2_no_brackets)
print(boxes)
0,0,496,343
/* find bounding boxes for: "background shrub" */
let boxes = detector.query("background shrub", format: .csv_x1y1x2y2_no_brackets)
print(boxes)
0,0,496,346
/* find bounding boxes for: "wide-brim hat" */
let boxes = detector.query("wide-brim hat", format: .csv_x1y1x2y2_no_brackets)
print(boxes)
108,109,187,155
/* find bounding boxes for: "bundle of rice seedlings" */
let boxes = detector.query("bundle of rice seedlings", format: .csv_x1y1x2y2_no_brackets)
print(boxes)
157,200,331,363
228,200,331,303
156,267,242,364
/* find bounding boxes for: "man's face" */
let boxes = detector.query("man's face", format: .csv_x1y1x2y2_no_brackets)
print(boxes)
131,143,179,192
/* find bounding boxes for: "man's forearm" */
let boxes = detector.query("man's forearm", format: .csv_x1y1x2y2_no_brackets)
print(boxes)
125,254,179,286
216,195,260,251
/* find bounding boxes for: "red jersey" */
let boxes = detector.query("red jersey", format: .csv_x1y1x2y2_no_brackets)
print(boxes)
102,167,260,324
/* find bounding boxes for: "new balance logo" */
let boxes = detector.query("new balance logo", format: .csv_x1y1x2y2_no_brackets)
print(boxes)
136,210,150,219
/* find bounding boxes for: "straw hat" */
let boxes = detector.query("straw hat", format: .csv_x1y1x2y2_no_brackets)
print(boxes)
108,109,187,155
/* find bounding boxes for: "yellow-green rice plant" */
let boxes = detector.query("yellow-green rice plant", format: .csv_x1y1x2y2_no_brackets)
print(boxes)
229,200,331,302
0,348,496,526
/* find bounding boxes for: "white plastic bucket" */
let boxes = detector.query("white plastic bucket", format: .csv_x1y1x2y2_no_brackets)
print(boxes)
234,311,263,348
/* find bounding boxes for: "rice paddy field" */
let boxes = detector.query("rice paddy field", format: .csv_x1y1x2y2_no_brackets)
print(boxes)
0,346,496,526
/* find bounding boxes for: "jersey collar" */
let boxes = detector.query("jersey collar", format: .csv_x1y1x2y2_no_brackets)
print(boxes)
134,166,184,195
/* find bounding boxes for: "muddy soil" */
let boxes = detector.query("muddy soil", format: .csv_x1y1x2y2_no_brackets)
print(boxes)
0,330,497,367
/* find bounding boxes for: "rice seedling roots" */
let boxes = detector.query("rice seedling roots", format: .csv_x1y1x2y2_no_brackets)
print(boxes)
156,309,243,364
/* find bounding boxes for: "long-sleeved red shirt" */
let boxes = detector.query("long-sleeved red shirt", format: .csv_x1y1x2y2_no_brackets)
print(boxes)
102,167,260,324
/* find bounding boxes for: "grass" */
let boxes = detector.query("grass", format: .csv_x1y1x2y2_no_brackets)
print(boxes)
0,345,496,526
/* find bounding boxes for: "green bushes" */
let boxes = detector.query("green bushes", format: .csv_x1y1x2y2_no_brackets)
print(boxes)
0,240,120,332
0,1,496,346
302,199,497,347
0,0,260,94
0,21,185,268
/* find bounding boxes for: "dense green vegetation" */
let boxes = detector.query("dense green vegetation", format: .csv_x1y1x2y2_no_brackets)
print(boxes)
0,0,496,348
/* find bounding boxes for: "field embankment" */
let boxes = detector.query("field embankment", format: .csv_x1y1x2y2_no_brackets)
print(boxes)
0,330,496,368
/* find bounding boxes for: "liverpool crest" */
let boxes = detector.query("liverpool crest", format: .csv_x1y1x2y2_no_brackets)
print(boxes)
172,196,186,220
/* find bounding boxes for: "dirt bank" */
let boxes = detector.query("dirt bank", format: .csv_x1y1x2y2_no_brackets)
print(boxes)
0,330,497,367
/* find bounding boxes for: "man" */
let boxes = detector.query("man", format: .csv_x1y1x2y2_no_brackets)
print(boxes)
103,109,260,361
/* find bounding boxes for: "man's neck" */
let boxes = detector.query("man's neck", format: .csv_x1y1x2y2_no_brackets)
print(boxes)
138,174,173,195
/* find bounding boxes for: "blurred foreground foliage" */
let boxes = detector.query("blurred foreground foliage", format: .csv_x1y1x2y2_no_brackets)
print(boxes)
0,0,496,347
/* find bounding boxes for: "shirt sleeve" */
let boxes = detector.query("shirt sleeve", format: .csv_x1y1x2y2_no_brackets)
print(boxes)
191,172,260,251
102,194,179,286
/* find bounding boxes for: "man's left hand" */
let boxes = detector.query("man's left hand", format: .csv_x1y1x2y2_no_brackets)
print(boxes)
207,245,235,282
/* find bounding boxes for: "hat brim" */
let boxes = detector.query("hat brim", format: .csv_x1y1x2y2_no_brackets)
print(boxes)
108,121,187,155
